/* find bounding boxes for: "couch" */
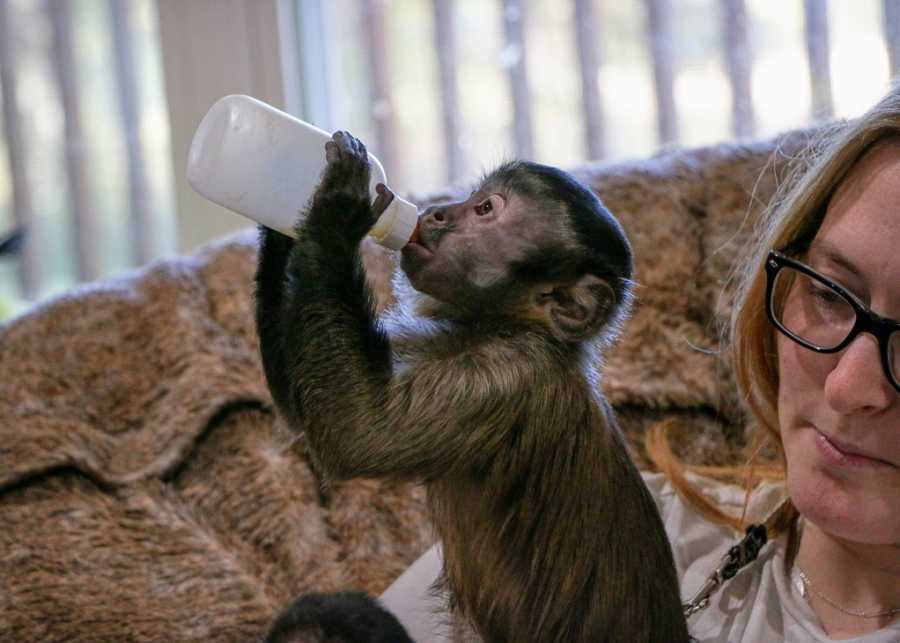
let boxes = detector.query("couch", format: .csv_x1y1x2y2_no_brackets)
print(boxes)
0,127,815,641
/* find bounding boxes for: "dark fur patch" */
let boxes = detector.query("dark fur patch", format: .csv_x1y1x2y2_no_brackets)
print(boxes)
264,592,413,643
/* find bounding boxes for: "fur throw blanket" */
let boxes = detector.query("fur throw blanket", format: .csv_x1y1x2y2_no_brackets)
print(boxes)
0,128,813,642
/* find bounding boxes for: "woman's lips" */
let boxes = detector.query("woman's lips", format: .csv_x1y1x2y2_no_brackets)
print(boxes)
814,431,895,469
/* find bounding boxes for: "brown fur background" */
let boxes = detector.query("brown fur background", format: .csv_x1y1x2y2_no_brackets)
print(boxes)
0,128,814,642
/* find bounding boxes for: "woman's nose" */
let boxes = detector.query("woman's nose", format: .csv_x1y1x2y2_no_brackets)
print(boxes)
823,333,895,414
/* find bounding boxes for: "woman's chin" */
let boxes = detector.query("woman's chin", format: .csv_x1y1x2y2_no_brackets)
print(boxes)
788,463,900,546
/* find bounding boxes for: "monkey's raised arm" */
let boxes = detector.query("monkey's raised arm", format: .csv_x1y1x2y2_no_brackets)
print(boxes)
255,226,298,418
255,132,532,481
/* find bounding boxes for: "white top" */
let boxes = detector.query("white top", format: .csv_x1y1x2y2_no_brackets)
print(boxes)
379,473,900,642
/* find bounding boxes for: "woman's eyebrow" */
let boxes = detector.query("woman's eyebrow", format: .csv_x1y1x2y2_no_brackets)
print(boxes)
808,239,864,280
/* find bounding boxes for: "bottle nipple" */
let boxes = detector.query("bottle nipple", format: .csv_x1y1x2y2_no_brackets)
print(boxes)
407,221,422,246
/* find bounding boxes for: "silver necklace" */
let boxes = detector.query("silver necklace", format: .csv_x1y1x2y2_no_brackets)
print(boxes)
796,566,900,619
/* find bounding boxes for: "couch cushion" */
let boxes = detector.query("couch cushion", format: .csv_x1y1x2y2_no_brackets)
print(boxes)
0,128,814,641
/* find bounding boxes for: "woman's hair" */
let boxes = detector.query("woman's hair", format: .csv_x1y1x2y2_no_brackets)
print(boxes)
646,82,900,534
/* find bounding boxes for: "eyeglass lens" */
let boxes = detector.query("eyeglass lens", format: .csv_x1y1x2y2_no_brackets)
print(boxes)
771,265,899,387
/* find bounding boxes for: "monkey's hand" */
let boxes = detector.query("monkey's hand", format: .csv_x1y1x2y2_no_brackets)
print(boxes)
373,182,395,219
304,131,379,248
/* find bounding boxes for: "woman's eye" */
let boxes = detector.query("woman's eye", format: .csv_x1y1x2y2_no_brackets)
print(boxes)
809,283,842,305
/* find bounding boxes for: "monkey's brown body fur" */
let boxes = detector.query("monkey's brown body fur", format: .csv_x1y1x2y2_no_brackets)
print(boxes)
256,132,689,642
425,331,685,642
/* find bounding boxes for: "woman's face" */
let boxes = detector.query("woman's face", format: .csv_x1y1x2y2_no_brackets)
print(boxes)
778,141,900,545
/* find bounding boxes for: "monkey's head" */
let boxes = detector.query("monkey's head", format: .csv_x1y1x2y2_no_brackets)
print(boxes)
398,161,633,344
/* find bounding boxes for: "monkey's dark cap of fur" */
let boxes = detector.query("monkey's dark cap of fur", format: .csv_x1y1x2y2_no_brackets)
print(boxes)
490,161,634,298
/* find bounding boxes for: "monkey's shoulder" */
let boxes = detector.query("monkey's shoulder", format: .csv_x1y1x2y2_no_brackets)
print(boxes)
396,325,568,370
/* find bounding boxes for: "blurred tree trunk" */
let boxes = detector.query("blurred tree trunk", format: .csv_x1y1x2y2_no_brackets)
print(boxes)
0,0,40,298
722,0,755,138
110,0,155,266
500,0,534,159
645,0,679,145
803,0,833,120
47,0,100,282
574,0,605,160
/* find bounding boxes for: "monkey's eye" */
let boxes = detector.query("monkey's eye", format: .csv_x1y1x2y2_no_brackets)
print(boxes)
474,198,494,216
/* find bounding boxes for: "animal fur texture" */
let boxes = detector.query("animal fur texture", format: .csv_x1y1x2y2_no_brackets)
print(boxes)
0,127,814,641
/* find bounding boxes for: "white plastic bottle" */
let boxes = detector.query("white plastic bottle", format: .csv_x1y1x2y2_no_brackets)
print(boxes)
186,95,419,250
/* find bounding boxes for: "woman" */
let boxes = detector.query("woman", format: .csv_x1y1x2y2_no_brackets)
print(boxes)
380,85,900,642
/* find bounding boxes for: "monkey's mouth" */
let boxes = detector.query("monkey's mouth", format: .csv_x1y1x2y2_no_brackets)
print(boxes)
402,240,433,261
409,223,422,245
403,228,435,257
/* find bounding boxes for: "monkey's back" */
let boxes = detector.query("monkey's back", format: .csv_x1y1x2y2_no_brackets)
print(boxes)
426,353,689,643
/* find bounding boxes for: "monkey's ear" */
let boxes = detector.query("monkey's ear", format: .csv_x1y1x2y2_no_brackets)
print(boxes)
534,274,616,343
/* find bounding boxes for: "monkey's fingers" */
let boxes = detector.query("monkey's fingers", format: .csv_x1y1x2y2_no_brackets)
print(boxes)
347,132,367,160
372,183,395,217
331,131,366,159
324,140,340,164
329,131,370,183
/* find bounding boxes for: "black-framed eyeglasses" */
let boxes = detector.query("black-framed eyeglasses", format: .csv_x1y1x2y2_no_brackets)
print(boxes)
765,250,900,393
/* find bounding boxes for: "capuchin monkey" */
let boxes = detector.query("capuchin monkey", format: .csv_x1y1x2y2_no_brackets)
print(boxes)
256,131,690,642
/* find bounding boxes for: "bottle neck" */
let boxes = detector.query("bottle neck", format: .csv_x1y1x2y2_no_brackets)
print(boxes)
369,194,419,250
